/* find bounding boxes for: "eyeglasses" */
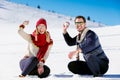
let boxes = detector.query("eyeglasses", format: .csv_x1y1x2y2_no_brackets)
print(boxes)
75,22,84,25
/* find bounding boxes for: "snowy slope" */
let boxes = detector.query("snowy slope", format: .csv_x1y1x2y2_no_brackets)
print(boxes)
0,0,120,80
0,0,105,28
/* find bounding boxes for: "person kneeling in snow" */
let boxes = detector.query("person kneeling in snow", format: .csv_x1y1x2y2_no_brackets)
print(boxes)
63,16,109,77
18,18,53,78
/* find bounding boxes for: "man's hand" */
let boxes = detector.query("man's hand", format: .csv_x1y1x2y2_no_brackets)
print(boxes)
63,22,70,34
68,50,77,59
68,49,82,59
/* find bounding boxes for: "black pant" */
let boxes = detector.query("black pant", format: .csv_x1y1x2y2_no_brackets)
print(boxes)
68,58,108,76
68,60,92,75
84,53,109,76
20,56,50,78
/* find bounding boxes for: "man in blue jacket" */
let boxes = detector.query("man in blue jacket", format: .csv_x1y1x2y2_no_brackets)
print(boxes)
63,16,109,77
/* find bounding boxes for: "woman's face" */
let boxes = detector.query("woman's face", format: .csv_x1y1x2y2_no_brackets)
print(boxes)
75,18,86,32
37,24,46,34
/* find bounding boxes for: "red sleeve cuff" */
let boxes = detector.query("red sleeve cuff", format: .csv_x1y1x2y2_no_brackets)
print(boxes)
19,24,25,29
40,58,45,63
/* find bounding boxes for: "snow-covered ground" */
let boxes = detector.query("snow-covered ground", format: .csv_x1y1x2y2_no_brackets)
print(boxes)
0,0,120,80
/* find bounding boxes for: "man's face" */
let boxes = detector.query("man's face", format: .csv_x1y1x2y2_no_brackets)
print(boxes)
75,18,86,32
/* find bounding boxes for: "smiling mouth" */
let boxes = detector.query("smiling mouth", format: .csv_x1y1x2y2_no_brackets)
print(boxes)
39,30,44,34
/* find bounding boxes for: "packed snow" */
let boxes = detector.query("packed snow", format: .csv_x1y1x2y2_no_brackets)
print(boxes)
0,0,120,80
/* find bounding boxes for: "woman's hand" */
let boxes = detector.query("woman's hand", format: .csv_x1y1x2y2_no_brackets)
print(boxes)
37,66,44,75
22,21,29,26
23,55,29,59
46,31,51,43
19,21,29,29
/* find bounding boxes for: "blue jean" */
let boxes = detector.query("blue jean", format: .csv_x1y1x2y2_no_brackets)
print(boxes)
19,56,50,78
20,56,38,76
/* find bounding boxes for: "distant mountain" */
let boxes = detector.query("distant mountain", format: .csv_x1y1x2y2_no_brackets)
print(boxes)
0,0,105,28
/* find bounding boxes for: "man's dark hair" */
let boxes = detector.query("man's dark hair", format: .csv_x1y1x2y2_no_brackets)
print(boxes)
74,16,86,23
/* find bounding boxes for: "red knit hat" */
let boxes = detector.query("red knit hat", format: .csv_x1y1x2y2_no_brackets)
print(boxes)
36,18,47,29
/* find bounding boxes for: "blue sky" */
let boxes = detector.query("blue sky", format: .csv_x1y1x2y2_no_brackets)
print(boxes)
9,0,120,26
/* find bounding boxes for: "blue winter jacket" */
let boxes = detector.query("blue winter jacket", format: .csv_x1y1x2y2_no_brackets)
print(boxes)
63,30,109,62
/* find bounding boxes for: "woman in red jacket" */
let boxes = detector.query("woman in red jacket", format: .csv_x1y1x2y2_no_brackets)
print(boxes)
18,18,53,78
